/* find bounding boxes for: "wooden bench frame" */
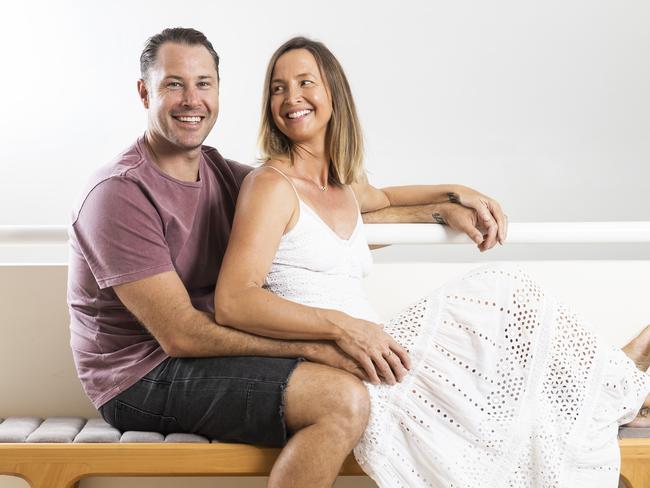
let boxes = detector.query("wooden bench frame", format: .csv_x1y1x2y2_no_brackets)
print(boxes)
0,439,648,488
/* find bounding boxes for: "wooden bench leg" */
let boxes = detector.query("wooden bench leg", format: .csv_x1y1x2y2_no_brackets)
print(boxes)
620,462,650,488
15,464,83,488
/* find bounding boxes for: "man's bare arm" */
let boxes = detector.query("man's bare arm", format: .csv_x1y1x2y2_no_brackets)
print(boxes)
112,271,366,379
352,174,507,250
361,203,444,224
362,202,488,249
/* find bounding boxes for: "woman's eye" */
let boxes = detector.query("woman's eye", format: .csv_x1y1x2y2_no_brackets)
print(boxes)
301,80,313,86
272,85,284,94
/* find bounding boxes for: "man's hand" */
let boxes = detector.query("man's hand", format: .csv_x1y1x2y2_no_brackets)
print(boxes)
433,202,498,252
355,178,508,248
303,341,369,382
446,186,508,246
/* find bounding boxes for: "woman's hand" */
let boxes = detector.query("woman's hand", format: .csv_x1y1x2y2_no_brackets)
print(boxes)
446,185,508,248
330,311,411,385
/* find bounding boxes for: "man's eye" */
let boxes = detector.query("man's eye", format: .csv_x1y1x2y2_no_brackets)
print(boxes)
167,82,182,88
198,82,211,88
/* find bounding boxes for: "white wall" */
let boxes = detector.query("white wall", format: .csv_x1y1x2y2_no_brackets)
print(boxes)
1,0,649,226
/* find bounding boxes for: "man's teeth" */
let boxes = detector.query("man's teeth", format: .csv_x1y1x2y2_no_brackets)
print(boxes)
176,116,202,123
287,109,312,119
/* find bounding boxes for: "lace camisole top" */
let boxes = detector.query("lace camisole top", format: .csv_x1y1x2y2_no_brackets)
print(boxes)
261,166,381,324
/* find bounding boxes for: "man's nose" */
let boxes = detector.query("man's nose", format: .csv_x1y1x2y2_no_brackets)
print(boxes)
182,85,201,107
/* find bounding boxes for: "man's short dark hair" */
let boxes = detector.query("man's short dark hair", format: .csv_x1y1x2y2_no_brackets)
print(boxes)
140,27,220,82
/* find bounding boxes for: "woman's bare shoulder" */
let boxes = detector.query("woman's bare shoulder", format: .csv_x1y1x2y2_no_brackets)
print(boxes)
239,162,298,213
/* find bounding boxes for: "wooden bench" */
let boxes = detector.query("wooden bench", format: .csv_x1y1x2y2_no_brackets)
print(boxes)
0,443,363,487
0,422,647,488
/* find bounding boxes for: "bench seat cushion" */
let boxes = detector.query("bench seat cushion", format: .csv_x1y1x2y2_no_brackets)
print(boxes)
0,417,211,443
0,417,646,444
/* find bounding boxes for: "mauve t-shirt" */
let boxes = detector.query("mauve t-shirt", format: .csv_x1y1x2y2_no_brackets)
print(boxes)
67,137,252,408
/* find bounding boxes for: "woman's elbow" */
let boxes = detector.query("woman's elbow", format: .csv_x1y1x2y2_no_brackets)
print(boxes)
214,289,238,325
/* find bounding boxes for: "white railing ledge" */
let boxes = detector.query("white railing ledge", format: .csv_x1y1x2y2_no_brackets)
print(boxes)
365,221,650,245
0,222,650,246
0,225,68,244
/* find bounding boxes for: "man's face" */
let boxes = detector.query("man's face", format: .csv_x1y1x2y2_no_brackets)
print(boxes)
139,42,219,151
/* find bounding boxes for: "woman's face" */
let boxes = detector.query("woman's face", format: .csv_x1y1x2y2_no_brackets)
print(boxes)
270,48,332,147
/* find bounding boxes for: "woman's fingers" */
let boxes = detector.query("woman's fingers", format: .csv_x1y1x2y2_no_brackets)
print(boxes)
384,350,409,382
499,211,509,244
487,200,507,244
389,341,411,370
373,353,397,385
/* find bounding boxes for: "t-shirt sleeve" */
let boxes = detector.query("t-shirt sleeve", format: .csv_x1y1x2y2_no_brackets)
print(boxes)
225,159,254,187
72,177,174,289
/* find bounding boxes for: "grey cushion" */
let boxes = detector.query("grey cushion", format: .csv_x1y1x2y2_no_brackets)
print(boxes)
121,431,164,442
619,426,650,438
165,433,209,443
0,417,43,442
73,418,121,443
26,417,86,443
0,416,642,444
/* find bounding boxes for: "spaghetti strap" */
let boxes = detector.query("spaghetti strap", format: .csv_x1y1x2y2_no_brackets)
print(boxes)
260,165,301,201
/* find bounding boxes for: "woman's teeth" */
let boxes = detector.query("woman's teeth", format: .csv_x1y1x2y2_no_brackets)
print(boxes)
287,109,312,119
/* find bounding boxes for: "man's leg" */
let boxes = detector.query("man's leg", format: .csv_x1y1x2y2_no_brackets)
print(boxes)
269,362,370,488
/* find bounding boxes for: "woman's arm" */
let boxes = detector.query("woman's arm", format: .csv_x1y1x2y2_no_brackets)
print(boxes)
353,175,508,251
362,202,487,248
215,168,409,384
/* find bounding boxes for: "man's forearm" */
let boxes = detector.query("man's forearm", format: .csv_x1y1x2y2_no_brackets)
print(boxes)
362,203,447,224
169,310,313,359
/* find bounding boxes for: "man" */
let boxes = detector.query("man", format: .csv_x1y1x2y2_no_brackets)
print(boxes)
68,27,506,487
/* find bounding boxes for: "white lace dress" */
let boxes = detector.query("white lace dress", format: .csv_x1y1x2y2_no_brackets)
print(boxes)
262,177,650,487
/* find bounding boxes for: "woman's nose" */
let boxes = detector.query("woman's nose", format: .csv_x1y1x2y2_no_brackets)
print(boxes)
285,85,302,104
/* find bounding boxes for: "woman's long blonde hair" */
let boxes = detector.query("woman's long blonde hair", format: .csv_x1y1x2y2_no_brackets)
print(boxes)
258,37,365,185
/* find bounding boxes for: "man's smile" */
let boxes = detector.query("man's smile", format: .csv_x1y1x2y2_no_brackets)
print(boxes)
172,114,205,125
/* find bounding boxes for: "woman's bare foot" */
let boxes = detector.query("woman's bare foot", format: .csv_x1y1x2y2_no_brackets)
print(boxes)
625,407,650,427
622,324,650,372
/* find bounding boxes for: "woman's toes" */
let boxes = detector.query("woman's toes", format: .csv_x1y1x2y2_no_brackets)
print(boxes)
624,408,650,428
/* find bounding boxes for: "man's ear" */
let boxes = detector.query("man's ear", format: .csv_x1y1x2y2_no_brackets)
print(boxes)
137,79,150,109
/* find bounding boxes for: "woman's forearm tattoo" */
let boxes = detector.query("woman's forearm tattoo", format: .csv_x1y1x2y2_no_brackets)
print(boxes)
432,212,447,225
447,192,461,204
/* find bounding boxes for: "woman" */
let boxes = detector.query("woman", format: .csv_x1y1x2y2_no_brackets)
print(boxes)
215,37,650,487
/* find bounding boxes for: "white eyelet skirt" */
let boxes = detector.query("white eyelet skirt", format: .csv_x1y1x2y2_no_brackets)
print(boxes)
354,265,650,488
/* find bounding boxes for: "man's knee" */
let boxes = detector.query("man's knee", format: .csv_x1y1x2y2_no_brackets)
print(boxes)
284,362,370,436
338,375,370,427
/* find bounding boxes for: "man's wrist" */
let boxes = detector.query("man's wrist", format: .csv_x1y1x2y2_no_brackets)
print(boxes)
426,202,448,224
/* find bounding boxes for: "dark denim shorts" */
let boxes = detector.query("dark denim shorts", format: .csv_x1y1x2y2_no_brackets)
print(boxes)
99,355,302,447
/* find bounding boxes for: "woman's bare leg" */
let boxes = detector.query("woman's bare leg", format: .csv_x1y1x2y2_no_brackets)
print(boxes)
623,324,650,373
622,325,650,426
